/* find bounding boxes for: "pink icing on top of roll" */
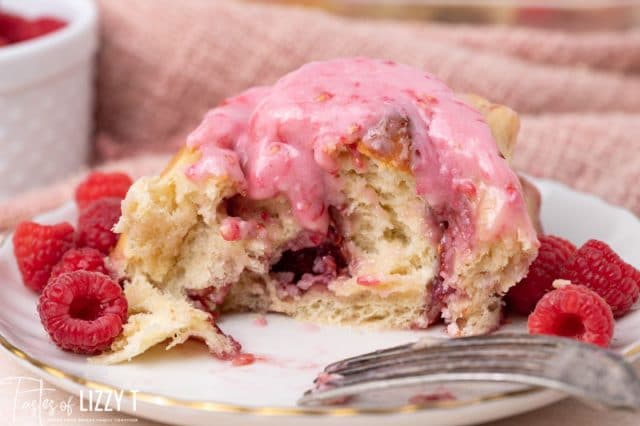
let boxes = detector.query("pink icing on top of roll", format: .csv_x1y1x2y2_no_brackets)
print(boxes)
186,58,535,254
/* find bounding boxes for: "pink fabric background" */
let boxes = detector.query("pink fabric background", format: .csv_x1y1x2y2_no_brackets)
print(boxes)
1,0,640,225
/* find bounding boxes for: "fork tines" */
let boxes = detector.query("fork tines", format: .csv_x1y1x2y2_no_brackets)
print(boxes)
323,334,559,376
300,334,640,410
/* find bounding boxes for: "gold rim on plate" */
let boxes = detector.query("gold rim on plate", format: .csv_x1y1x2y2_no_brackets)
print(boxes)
1,331,638,417
0,233,638,417
0,332,546,416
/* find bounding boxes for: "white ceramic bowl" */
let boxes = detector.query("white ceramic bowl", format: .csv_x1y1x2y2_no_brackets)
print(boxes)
0,0,98,200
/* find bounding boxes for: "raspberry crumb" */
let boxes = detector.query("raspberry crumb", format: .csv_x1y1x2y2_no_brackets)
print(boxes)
231,353,256,366
302,323,321,332
12,221,76,292
77,198,122,254
313,373,351,404
527,282,614,347
38,271,128,354
50,248,109,280
315,372,341,390
506,235,577,315
253,315,268,327
356,275,381,287
75,172,132,210
219,217,241,241
561,239,640,317
409,389,456,404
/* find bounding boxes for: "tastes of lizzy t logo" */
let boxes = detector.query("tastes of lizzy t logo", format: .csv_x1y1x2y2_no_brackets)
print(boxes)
0,376,138,424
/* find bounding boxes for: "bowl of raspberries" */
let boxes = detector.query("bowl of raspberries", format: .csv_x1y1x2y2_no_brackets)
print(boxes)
0,0,97,200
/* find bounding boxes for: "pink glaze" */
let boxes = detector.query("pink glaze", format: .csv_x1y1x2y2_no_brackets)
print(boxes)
186,58,536,286
186,86,270,188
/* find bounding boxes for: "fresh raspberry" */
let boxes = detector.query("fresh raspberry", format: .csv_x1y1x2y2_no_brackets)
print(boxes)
75,172,133,210
77,198,122,254
38,271,127,354
560,239,639,317
12,222,76,292
506,235,577,315
50,248,109,280
528,283,614,347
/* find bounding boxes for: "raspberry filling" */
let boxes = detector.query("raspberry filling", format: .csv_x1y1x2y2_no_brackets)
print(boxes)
186,223,351,314
273,234,348,279
187,285,231,314
425,276,455,324
271,223,350,298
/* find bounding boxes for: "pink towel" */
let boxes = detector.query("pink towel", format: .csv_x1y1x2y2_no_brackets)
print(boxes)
1,0,639,230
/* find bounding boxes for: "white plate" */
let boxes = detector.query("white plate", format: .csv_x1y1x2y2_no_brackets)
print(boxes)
0,178,638,426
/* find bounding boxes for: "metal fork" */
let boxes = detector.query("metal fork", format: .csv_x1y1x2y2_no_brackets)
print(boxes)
299,334,640,410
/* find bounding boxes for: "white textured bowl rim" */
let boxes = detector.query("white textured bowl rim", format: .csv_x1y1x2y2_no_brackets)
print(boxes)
0,0,98,93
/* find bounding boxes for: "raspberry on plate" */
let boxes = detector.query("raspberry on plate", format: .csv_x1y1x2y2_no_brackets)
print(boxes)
12,221,75,292
561,239,640,317
506,235,577,315
78,198,122,254
528,281,614,347
38,271,128,354
50,248,109,280
75,172,133,210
